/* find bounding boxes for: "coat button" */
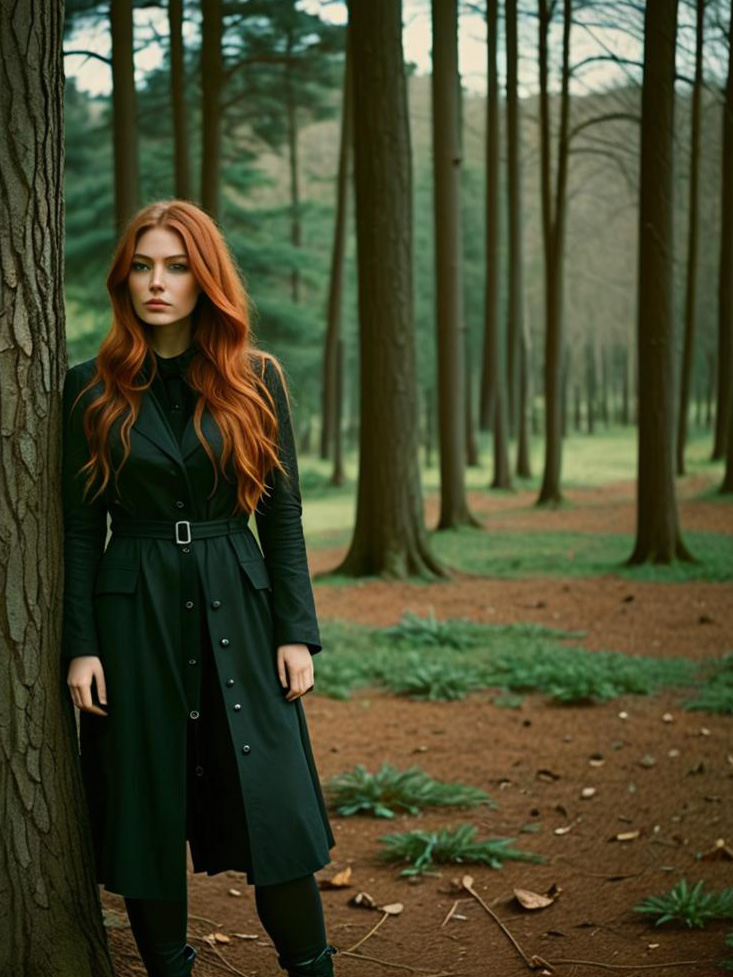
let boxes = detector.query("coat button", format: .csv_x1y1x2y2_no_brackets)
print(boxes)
189,710,200,719
185,601,194,610
220,638,230,647
241,745,251,754
211,600,222,609
174,500,185,509
233,703,241,711
188,659,197,666
182,546,190,554
195,765,204,777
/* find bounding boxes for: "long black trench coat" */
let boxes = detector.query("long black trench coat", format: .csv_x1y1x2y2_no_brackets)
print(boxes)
61,351,336,901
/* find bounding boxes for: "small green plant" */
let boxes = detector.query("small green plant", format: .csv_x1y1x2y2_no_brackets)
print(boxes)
382,608,486,650
378,823,545,876
634,878,733,928
722,930,733,971
684,652,733,716
324,762,494,818
382,654,488,700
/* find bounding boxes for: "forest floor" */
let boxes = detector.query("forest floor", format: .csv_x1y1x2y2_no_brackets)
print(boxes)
103,470,733,977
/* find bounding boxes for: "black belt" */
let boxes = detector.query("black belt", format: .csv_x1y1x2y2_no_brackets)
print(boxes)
110,515,250,546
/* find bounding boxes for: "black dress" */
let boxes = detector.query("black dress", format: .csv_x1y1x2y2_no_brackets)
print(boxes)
150,346,254,881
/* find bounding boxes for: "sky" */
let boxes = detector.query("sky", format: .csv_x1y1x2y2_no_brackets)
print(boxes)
64,0,720,102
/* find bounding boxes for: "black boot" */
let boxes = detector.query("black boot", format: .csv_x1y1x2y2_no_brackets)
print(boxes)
136,941,196,976
277,943,338,977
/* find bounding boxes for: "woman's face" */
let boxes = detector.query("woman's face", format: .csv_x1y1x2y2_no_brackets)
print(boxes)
128,226,202,329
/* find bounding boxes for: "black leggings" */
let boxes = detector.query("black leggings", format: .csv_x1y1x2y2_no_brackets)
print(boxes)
125,872,327,971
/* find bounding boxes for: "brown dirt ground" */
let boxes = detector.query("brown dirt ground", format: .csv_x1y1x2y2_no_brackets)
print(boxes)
103,473,733,977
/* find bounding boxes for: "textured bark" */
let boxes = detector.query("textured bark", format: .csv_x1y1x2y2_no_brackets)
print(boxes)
485,0,512,489
586,342,596,434
331,338,346,486
627,0,694,563
336,0,447,578
201,0,223,218
676,0,704,475
537,0,572,505
716,3,733,465
321,21,353,463
0,2,115,974
169,0,192,200
431,0,480,526
285,8,302,304
110,0,139,232
516,291,532,477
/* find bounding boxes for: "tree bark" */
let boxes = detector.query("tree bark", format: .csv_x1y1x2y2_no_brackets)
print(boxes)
485,0,512,489
335,0,447,577
169,0,191,200
110,0,139,232
676,0,704,475
537,0,572,505
506,0,525,445
715,2,733,464
321,21,353,462
432,0,480,525
201,0,223,219
627,0,694,562
0,2,116,973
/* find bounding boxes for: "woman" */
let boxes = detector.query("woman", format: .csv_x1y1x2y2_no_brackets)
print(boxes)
61,200,338,977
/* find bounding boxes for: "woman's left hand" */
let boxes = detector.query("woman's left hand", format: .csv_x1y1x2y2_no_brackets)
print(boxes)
277,644,314,701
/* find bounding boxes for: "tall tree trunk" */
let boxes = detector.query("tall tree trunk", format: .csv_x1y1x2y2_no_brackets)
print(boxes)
628,0,694,562
586,341,596,434
714,2,733,462
169,0,191,200
505,0,521,436
0,3,116,973
621,345,630,425
432,0,480,525
321,23,353,462
201,0,222,219
286,57,301,301
676,0,705,474
330,338,346,486
485,0,512,488
110,0,139,232
466,355,480,465
537,0,572,505
336,0,447,577
516,296,532,476
600,345,610,426
706,348,715,428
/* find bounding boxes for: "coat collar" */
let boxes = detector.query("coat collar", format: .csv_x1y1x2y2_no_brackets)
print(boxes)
133,345,222,467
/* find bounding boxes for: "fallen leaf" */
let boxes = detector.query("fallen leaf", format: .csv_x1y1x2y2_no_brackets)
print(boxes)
203,932,231,945
580,787,596,799
554,825,573,835
380,902,403,915
537,769,561,782
320,866,352,889
662,713,674,723
349,891,378,909
514,884,561,910
612,830,641,842
228,888,241,897
233,933,260,941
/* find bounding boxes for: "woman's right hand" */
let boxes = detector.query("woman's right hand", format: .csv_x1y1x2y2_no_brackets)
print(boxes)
67,656,108,716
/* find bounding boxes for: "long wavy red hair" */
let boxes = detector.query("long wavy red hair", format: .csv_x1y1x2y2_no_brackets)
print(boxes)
70,199,291,516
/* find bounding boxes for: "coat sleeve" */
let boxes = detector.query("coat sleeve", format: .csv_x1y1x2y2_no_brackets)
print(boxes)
61,365,108,665
255,359,323,656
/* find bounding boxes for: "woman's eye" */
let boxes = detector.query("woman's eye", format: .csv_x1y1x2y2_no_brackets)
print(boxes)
171,264,189,271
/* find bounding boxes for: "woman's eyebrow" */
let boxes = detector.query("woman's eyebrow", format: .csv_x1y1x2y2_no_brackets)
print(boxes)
132,253,188,260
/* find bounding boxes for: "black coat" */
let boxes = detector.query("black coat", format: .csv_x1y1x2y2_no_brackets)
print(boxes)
61,352,336,900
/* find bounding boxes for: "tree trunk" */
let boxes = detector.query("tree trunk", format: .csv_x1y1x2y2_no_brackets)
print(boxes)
537,0,571,505
201,0,222,219
466,356,480,466
286,44,301,303
505,0,521,436
432,0,480,525
586,341,596,434
0,3,116,973
627,0,694,562
336,0,447,577
676,0,704,475
321,23,353,462
714,2,733,462
110,0,139,232
330,338,346,486
485,0,512,489
169,0,191,200
516,295,532,476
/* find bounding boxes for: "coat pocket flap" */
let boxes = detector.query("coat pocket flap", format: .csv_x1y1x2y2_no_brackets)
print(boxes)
238,557,272,591
94,565,140,595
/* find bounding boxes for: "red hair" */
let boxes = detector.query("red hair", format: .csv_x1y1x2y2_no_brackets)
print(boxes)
70,199,291,515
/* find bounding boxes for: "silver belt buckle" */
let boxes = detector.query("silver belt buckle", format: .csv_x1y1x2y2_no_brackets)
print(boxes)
175,520,192,545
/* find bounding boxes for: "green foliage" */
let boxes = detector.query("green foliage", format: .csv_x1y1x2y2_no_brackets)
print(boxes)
382,653,489,700
324,762,494,818
683,652,733,715
722,931,733,971
634,878,733,929
378,823,546,877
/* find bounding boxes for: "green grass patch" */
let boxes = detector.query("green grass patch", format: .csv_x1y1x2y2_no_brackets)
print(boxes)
683,652,733,715
378,823,546,877
635,878,733,928
324,762,494,818
315,613,702,706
